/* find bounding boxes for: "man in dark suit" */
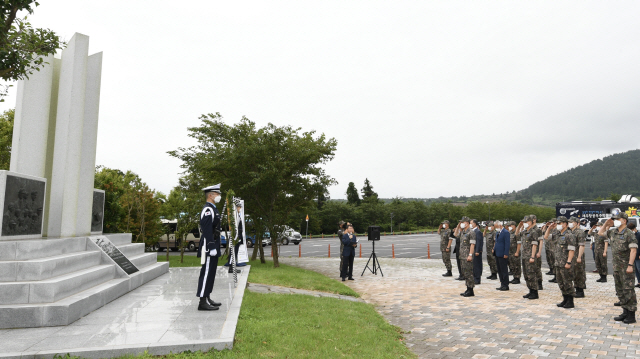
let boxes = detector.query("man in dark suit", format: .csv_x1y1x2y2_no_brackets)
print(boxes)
341,223,358,281
471,219,484,284
494,220,511,291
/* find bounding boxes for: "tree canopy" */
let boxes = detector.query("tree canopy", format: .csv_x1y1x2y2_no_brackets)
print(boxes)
169,113,337,267
0,108,13,169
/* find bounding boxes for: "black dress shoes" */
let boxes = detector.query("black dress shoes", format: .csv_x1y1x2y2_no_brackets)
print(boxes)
207,297,221,307
510,278,520,284
198,298,219,311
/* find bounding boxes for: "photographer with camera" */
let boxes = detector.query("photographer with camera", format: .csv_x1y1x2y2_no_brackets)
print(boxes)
340,223,358,281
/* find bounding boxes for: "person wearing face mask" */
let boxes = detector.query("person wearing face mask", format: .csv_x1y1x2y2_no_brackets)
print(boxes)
529,215,544,291
439,220,453,277
515,216,540,299
545,216,576,309
589,224,609,283
484,222,498,281
508,221,522,285
471,219,484,285
568,217,587,298
448,222,464,281
196,184,224,311
494,220,511,291
598,212,637,324
544,218,556,277
454,216,476,297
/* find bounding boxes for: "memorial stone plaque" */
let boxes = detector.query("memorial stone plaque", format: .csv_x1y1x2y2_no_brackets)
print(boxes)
91,190,105,233
1,174,46,237
91,236,139,275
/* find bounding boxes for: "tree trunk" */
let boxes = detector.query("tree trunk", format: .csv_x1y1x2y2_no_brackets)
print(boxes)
251,241,259,261
258,242,265,264
273,241,280,267
180,235,184,263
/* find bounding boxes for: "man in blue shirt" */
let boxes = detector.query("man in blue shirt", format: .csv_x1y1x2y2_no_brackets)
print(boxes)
494,220,511,291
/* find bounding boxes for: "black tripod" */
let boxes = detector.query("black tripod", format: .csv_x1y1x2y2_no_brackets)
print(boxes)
361,240,383,276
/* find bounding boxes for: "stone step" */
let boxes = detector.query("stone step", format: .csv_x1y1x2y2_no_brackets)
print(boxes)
0,250,102,282
0,264,116,305
128,261,170,291
129,253,157,269
116,243,145,258
105,233,132,246
0,237,87,261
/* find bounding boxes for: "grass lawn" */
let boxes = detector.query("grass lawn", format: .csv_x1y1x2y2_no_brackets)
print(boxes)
158,255,358,297
133,290,414,359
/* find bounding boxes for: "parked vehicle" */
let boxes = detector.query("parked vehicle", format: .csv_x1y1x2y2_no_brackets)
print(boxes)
556,194,640,226
280,226,302,245
157,219,228,252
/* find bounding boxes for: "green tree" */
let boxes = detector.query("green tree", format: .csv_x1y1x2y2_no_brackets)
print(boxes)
169,113,337,268
361,178,377,200
1,1,64,101
609,193,622,202
346,182,360,205
0,108,13,169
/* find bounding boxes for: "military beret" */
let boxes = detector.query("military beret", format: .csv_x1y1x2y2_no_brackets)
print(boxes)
460,216,471,223
569,216,579,223
556,216,568,223
612,212,629,220
441,220,450,224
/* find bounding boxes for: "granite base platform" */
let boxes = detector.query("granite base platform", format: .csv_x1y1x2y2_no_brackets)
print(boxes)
0,266,249,359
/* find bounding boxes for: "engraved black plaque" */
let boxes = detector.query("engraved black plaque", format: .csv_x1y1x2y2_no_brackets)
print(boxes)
92,190,105,233
2,175,45,236
92,236,139,274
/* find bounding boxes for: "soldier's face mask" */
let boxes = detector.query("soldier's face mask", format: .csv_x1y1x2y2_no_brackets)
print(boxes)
557,224,563,230
214,194,222,204
568,223,575,229
523,223,529,229
488,227,493,231
613,220,622,228
460,223,467,229
509,226,513,231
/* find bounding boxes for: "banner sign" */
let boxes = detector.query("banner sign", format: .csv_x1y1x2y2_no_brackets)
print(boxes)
234,198,249,264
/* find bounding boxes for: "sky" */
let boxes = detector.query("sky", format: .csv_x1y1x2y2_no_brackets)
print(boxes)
2,1,639,200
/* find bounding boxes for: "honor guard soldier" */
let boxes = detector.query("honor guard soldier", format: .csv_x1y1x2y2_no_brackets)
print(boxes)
590,222,609,282
598,212,637,324
516,216,540,299
508,221,522,284
454,216,476,297
544,216,576,309
484,222,498,280
569,216,587,298
196,184,223,311
439,220,453,277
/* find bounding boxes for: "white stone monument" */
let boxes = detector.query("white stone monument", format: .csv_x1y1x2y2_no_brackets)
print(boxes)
0,33,168,329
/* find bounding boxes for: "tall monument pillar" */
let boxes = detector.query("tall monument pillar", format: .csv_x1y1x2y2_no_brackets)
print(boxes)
10,33,103,238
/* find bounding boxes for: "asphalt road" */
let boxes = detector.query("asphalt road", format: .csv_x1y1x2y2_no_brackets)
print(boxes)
162,233,608,273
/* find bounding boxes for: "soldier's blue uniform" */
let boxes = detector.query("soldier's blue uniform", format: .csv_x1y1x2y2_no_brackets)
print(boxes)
196,190,222,300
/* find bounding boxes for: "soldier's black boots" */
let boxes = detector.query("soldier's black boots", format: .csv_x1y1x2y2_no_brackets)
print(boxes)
614,301,621,306
548,276,557,283
575,288,585,298
198,297,219,311
538,281,543,290
528,290,539,300
614,309,628,321
456,276,464,280
563,295,574,309
461,287,475,297
557,295,568,307
207,297,222,307
510,278,520,284
523,290,531,299
624,311,636,324
596,275,607,282
486,273,498,280
443,271,453,277
546,269,554,275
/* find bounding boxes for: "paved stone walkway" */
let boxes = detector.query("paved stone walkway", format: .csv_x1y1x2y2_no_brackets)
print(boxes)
280,257,640,358
247,282,364,302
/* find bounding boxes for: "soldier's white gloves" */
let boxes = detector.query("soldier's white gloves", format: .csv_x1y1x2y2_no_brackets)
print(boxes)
209,249,217,257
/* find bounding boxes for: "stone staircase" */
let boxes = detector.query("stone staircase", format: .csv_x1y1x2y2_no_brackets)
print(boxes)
0,234,169,329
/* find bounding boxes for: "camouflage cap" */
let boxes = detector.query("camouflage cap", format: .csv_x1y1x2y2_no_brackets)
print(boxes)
522,215,531,222
569,216,579,223
556,216,569,223
441,220,450,224
460,216,471,223
612,212,629,220
487,221,494,227
510,221,516,226
548,217,556,222
529,214,537,221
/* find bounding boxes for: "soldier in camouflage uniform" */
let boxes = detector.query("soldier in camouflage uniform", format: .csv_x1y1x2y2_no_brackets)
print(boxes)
598,212,637,324
546,218,559,284
545,216,576,309
590,224,609,282
569,216,587,298
454,216,476,297
484,223,498,280
508,221,522,284
530,215,544,291
516,216,540,299
439,220,453,277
